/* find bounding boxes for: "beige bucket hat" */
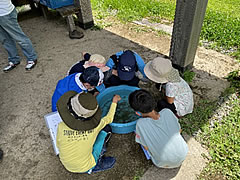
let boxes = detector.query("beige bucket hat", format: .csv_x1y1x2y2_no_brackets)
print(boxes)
83,54,110,72
144,57,181,83
57,91,102,131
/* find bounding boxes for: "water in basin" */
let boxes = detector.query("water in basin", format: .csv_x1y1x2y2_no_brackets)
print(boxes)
101,95,138,123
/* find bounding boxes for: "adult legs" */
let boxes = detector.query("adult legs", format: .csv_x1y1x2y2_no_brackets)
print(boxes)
0,8,37,62
0,25,20,64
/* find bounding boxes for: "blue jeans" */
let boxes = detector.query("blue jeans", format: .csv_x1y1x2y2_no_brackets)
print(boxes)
0,8,37,64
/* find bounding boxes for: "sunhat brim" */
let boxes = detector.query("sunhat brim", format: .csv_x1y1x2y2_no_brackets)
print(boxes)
57,91,102,131
144,61,168,83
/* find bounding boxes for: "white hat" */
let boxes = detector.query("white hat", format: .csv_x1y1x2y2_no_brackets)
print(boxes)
144,57,181,83
83,54,110,72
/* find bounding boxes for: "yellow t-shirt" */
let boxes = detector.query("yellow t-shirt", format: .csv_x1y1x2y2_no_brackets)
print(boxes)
56,103,117,173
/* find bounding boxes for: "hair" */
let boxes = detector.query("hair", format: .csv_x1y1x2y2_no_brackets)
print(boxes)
80,66,100,86
128,89,156,113
79,73,86,84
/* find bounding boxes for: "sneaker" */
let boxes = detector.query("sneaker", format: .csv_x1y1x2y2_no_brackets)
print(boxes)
25,60,37,70
3,62,20,72
92,156,116,173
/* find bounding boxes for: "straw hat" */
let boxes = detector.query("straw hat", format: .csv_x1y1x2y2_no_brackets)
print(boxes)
57,91,102,131
144,57,181,83
83,54,110,72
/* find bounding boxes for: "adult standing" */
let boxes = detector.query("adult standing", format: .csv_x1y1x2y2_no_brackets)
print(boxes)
0,0,37,72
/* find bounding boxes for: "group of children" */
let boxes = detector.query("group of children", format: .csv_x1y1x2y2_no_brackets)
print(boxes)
52,50,194,173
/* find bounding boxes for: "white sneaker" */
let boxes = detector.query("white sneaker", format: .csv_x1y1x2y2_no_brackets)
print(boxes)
3,62,20,72
25,60,37,70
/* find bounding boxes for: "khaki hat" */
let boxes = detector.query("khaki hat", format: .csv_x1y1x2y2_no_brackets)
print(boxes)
144,57,181,83
83,54,110,72
57,91,102,131
89,54,106,64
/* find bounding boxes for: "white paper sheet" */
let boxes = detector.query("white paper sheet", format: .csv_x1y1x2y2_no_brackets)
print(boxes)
44,111,62,155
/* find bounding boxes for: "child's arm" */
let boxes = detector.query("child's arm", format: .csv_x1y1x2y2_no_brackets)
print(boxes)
166,96,175,104
112,94,121,103
180,128,182,133
101,95,121,124
82,52,91,60
143,145,148,151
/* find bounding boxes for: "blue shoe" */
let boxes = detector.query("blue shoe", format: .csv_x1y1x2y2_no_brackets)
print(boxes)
92,156,116,173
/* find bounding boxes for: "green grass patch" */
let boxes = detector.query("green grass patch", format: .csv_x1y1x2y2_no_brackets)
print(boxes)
181,70,240,179
91,0,176,22
180,100,217,136
225,70,240,91
182,70,195,83
200,8,240,58
199,98,240,180
91,0,240,59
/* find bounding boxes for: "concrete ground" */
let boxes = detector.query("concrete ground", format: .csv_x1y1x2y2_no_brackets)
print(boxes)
0,10,239,180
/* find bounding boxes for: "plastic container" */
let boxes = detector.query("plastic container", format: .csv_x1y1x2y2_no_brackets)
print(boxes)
97,85,139,134
40,0,74,9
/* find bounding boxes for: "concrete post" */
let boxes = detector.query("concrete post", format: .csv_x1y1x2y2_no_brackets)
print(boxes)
169,0,208,72
75,0,94,29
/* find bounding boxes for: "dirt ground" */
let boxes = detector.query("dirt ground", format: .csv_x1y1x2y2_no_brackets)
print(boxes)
0,10,239,180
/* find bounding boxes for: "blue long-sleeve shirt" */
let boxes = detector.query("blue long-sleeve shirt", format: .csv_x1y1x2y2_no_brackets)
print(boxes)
52,73,105,112
51,73,86,112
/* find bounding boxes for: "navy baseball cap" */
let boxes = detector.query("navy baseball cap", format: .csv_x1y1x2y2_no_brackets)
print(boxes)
117,50,137,81
82,66,104,86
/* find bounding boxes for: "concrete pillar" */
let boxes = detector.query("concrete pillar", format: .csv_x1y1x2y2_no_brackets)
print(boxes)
75,0,94,29
169,0,208,72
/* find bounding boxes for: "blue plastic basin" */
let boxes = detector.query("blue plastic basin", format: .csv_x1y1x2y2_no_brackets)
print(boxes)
97,85,139,134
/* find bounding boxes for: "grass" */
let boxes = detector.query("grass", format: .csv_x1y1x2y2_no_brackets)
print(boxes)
181,70,240,180
182,70,195,84
201,0,240,59
91,0,176,22
91,0,240,59
198,97,240,180
180,100,217,136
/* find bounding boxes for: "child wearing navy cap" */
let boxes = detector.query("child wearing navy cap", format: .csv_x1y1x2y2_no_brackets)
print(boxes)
104,50,147,87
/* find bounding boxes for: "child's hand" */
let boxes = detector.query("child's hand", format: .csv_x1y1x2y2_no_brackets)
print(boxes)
82,52,87,57
93,92,99,97
112,95,121,103
112,69,118,76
